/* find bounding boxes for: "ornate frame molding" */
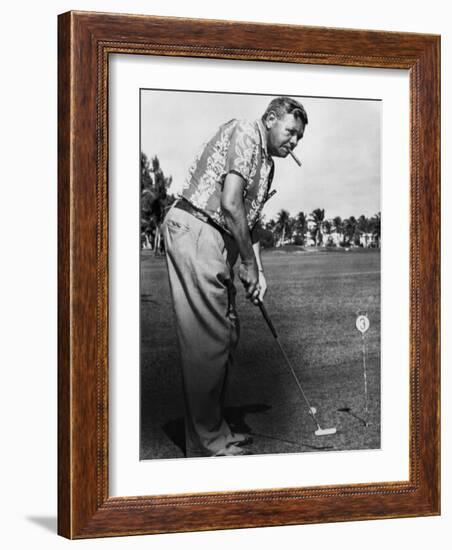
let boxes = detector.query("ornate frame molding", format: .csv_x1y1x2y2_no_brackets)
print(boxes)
58,11,440,538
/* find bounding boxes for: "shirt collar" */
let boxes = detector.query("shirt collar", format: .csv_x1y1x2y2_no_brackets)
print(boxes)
255,119,269,157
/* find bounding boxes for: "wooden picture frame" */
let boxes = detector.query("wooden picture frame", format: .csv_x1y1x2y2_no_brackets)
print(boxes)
58,11,440,538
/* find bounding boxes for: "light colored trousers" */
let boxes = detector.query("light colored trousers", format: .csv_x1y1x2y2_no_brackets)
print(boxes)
162,206,241,457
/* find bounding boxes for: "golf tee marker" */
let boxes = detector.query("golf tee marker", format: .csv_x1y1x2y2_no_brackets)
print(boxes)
356,313,370,334
356,311,370,426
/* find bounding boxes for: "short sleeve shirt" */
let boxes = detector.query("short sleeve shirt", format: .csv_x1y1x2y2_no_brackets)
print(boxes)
181,119,274,234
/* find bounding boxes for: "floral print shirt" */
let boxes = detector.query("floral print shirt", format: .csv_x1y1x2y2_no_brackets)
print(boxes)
181,119,274,234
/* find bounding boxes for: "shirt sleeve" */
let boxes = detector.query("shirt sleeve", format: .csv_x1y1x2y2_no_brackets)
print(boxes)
224,120,258,188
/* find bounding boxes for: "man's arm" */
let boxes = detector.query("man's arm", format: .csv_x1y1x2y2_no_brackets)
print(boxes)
221,173,260,304
251,229,267,302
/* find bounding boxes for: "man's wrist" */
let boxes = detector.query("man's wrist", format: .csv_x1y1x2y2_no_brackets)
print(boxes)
241,256,256,266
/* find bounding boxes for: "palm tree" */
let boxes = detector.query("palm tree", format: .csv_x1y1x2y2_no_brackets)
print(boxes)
332,216,343,245
257,217,275,248
140,153,175,254
287,216,296,243
265,218,277,233
310,208,325,246
294,211,307,245
343,216,358,246
141,152,153,191
357,214,369,232
141,153,155,248
369,212,381,247
275,209,290,246
356,214,370,247
151,156,175,255
322,219,332,246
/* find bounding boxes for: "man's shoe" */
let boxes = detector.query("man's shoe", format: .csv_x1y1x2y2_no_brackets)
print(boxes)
230,433,253,447
214,444,251,457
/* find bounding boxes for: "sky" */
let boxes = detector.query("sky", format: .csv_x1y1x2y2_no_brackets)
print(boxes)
141,89,381,221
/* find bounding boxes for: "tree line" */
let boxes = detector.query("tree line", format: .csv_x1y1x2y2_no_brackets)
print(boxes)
141,153,175,253
259,208,381,249
141,153,381,252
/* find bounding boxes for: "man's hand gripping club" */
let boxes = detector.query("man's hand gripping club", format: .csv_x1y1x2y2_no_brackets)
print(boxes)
238,259,260,305
221,173,262,305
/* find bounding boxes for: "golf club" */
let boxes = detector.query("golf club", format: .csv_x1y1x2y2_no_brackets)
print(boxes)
257,300,337,437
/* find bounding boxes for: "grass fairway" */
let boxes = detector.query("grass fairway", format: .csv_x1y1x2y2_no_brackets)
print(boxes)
140,247,380,459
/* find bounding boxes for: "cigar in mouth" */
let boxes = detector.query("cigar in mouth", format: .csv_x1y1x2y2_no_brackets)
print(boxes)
288,150,302,167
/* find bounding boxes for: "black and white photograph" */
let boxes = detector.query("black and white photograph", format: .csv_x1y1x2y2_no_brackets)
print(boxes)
139,90,381,460
2,0,446,546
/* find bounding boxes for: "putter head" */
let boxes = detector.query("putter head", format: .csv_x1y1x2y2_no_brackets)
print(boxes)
314,427,337,436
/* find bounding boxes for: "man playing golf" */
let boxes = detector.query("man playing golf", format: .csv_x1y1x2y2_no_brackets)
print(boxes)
162,96,308,457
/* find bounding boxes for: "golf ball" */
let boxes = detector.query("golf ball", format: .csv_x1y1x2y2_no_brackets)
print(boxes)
310,407,317,415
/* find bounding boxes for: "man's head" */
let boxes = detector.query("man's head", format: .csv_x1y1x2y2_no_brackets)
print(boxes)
262,97,308,158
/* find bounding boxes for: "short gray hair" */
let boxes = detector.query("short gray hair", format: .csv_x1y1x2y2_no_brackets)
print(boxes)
262,96,308,126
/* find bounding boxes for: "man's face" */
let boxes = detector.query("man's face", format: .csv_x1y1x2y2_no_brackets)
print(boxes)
265,112,305,158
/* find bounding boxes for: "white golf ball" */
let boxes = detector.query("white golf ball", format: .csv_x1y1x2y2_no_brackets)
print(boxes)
310,407,317,415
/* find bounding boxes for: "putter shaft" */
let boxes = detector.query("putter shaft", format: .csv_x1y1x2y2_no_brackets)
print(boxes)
258,301,319,430
274,337,321,430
